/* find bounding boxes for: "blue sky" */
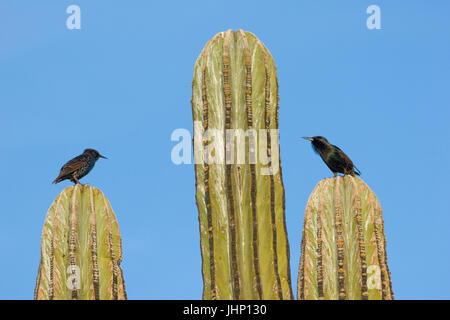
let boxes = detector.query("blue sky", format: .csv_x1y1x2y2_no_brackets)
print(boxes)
1,1,449,299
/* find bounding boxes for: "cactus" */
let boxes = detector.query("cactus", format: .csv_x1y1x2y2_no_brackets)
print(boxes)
297,176,393,300
34,184,126,300
191,29,292,299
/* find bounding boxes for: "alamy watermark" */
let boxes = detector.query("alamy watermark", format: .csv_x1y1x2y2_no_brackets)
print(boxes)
66,5,81,30
367,5,381,30
65,5,380,31
367,265,382,290
66,265,81,290
171,122,280,175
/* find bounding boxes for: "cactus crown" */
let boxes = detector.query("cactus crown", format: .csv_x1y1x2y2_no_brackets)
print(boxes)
35,184,126,300
298,176,393,300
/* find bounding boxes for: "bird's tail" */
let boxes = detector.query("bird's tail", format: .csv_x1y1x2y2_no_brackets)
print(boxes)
354,166,361,176
52,177,62,184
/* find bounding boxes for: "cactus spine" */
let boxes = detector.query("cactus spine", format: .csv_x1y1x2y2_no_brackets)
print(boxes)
34,184,126,300
192,30,292,299
298,176,393,300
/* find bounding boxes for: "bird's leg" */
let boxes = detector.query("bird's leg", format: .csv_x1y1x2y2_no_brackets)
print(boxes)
333,172,337,178
72,176,84,186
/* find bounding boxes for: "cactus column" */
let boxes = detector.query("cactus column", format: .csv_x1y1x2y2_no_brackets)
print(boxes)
192,30,292,299
34,184,126,300
298,176,393,300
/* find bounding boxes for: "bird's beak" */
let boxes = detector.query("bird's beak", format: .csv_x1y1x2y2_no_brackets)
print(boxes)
99,154,108,159
302,137,313,141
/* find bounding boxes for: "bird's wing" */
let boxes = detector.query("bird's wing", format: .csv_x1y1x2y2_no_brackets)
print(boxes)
332,145,354,165
333,144,360,174
57,154,89,178
336,148,352,161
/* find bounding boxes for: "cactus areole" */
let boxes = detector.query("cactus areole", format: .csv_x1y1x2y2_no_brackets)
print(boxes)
192,30,292,299
298,176,393,300
34,184,126,300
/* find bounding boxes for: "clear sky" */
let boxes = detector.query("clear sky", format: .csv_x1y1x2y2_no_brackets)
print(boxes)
1,1,449,300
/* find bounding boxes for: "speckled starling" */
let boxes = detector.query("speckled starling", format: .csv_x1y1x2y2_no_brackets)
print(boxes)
53,149,107,185
303,136,361,177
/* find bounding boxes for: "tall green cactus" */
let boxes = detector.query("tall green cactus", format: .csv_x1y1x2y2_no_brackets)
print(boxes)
34,184,126,300
298,176,393,300
191,29,292,299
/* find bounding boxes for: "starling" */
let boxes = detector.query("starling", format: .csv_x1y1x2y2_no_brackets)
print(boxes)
53,149,107,185
303,136,361,177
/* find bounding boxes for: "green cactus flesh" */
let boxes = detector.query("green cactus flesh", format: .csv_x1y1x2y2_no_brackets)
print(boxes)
298,176,393,300
34,184,126,300
192,30,292,299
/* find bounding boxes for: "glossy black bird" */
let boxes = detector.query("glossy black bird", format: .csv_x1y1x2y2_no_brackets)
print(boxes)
53,149,107,185
303,136,360,177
